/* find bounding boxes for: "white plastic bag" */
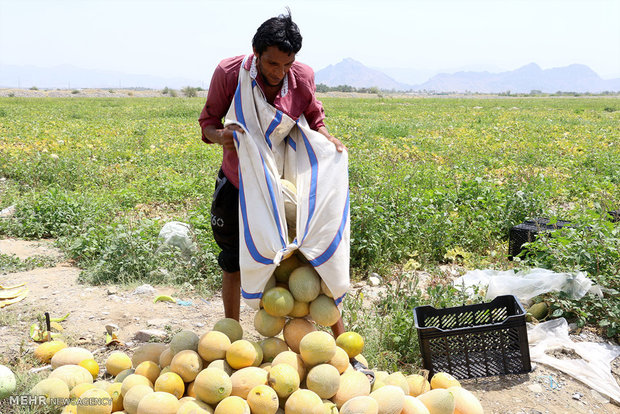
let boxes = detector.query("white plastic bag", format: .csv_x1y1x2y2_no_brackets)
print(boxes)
528,318,620,403
157,221,198,259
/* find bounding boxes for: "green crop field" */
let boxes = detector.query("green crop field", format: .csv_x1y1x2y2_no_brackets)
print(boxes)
1,96,618,367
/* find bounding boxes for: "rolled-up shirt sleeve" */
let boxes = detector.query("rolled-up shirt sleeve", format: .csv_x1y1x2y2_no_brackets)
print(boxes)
198,63,237,143
303,73,326,131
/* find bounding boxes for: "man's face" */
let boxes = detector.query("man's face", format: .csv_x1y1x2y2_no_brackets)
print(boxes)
254,46,296,87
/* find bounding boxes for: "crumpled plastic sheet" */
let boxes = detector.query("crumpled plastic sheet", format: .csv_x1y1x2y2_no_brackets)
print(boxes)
157,221,198,259
453,268,602,304
528,318,620,404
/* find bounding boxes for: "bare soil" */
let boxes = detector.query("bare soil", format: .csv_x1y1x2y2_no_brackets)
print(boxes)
1,238,619,414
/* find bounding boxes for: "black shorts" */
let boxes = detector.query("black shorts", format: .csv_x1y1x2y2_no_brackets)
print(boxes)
211,169,240,273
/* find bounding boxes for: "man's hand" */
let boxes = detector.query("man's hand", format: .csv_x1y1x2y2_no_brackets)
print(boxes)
317,126,346,152
203,124,244,151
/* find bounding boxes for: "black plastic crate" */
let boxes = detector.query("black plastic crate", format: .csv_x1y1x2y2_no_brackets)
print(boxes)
413,295,531,380
508,218,572,259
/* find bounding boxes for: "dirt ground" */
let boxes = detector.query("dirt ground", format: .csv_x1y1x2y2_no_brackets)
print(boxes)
1,238,619,414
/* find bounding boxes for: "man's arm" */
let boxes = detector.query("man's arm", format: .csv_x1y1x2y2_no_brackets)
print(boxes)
317,125,346,153
202,124,244,151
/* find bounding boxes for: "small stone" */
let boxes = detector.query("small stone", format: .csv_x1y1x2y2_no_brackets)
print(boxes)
132,284,155,295
51,291,60,295
528,383,543,393
368,276,381,287
134,317,140,321
88,315,95,319
195,323,205,328
108,295,123,302
133,329,167,342
43,285,50,289
572,393,582,400
39,296,48,300
0,205,15,217
107,287,118,295
101,312,110,316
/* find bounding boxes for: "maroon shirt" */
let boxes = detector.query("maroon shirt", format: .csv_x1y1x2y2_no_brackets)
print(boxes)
199,54,326,188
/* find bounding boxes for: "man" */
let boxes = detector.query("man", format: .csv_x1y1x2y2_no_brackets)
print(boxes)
198,11,346,336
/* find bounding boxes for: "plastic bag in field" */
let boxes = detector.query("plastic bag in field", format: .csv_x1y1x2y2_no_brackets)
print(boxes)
157,221,198,259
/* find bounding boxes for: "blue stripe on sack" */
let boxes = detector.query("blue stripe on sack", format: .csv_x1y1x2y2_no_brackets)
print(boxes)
252,79,257,88
299,128,318,243
264,111,283,150
242,289,263,299
232,130,240,148
234,82,247,129
286,136,296,151
309,189,350,266
239,174,273,265
334,292,347,306
260,152,286,248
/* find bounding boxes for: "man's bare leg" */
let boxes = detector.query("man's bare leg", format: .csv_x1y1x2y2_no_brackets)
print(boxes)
222,270,241,321
331,316,345,338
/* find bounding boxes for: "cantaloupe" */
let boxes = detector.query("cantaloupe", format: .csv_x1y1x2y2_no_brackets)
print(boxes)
226,340,260,370
262,287,294,317
288,300,309,318
336,331,364,358
76,387,113,414
328,346,350,374
417,388,455,414
154,371,184,399
251,341,264,367
372,371,389,392
30,377,70,404
213,318,243,342
401,396,431,414
177,397,215,414
208,359,234,376
254,309,286,337
107,382,123,412
247,384,279,413
320,280,334,298
170,349,203,382
0,365,16,399
198,330,231,362
158,348,173,368
185,380,196,398
288,266,321,302
309,295,341,327
306,364,340,399
120,374,153,397
131,343,167,368
259,337,288,363
385,372,409,395
106,352,132,377
78,358,100,380
430,372,460,389
134,361,160,385
271,351,306,381
273,254,302,283
170,330,199,355
71,383,96,399
230,367,268,399
299,331,337,366
61,401,78,414
136,391,180,414
267,363,300,399
51,347,94,369
369,384,405,414
34,340,67,363
284,389,324,414
93,380,111,392
193,367,232,405
447,386,483,414
282,318,316,353
115,368,135,383
215,395,250,414
340,396,379,414
49,364,94,389
323,400,339,414
332,371,371,408
122,384,153,414
406,374,430,397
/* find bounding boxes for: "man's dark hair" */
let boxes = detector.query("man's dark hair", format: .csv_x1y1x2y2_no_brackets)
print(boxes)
252,8,302,55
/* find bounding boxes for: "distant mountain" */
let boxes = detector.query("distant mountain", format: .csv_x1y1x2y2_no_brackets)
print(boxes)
376,64,506,86
0,64,204,89
315,58,410,90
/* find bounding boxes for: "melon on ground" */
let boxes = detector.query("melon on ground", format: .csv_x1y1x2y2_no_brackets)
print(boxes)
170,330,199,355
306,363,340,399
336,331,364,358
131,343,167,368
284,389,324,414
214,395,250,414
170,349,203,382
332,370,371,408
309,295,341,327
115,368,135,384
51,347,94,369
267,362,300,399
30,377,70,403
70,383,96,399
262,287,295,317
273,254,302,283
369,385,405,414
271,351,307,381
213,318,244,342
230,367,268,399
134,361,160,385
402,395,431,414
120,374,153,397
107,382,123,412
177,397,215,414
288,300,309,318
158,347,174,368
340,396,379,414
106,352,132,377
288,266,321,302
49,364,94,389
136,391,180,414
320,279,334,298
430,372,461,389
448,386,484,414
247,384,279,413
323,400,339,414
299,331,337,366
254,309,286,337
198,330,231,362
0,365,16,399
208,359,234,376
34,340,67,363
417,388,456,414
259,337,289,363
406,374,430,397
193,367,232,405
226,340,260,370
282,318,316,353
76,388,112,414
154,371,185,399
122,384,153,414
328,346,350,374
385,371,409,395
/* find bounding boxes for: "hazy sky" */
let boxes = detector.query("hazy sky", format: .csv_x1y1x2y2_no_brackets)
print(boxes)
1,0,619,84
